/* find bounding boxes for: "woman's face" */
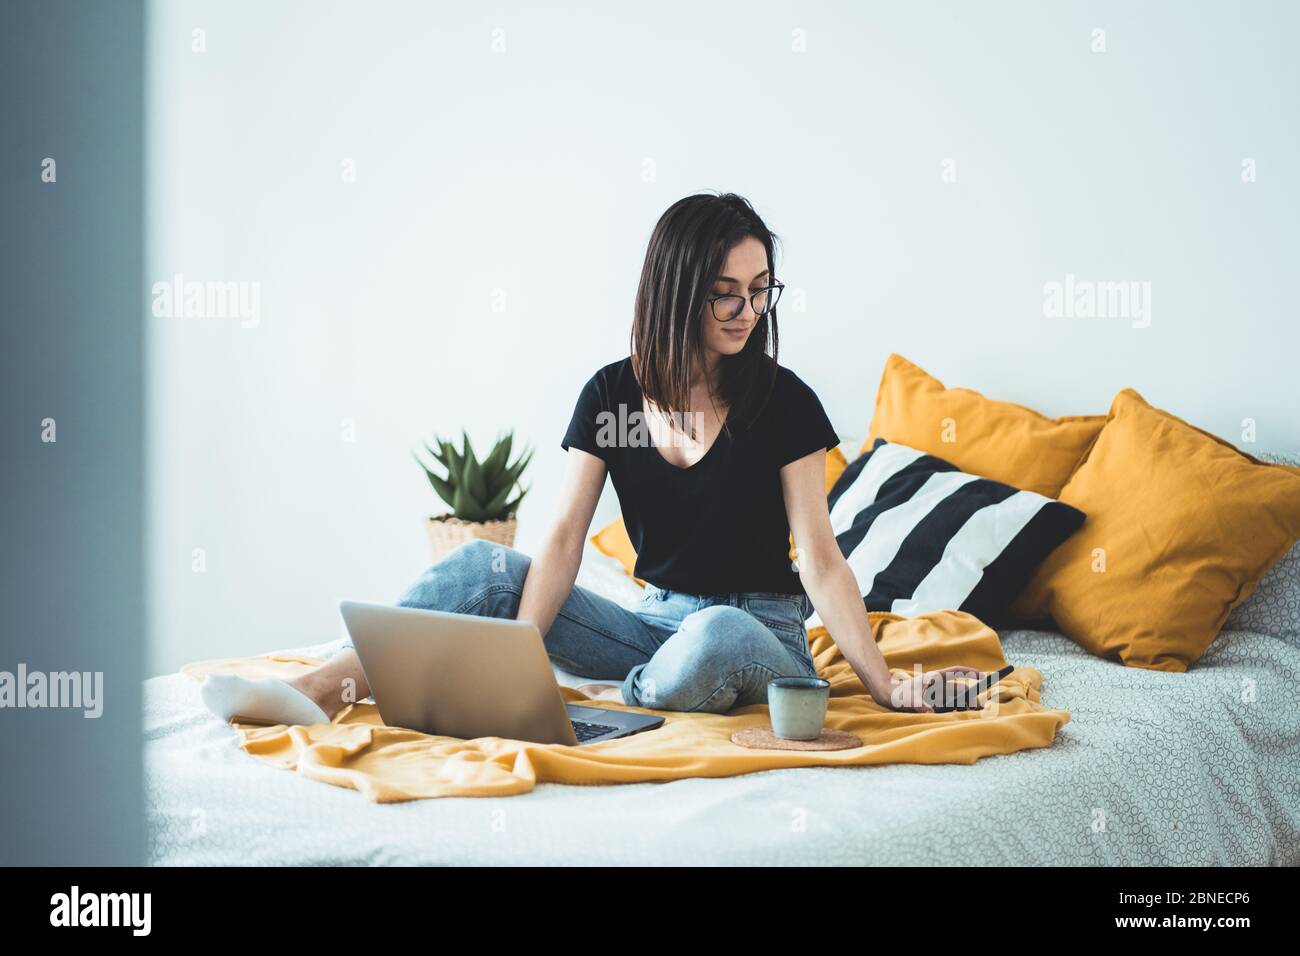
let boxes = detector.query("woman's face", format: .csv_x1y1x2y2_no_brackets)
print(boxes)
700,236,770,361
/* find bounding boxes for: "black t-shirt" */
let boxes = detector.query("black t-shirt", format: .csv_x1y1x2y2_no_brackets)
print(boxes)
561,356,840,596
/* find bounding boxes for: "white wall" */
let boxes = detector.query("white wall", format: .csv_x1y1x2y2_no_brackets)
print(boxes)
147,0,1300,674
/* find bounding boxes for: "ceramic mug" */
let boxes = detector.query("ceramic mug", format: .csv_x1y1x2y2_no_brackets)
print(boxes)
768,676,831,740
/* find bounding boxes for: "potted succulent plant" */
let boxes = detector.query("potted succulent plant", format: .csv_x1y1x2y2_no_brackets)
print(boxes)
414,429,533,562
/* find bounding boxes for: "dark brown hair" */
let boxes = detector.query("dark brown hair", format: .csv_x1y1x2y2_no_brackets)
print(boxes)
629,192,780,439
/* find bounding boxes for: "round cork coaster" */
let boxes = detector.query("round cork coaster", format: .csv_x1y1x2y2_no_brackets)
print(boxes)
730,726,862,751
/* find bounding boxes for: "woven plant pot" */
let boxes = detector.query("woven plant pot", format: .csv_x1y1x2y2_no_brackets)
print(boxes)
425,514,517,563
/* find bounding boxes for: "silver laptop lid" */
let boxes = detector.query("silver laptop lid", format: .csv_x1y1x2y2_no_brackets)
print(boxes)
338,600,578,746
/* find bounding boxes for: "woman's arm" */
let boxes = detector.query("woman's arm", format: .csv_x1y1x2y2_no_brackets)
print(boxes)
781,449,980,712
779,449,898,707
516,447,607,638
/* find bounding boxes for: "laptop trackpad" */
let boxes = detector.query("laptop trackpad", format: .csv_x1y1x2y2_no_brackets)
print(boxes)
567,704,620,723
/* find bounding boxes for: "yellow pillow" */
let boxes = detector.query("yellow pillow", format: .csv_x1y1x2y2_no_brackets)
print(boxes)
865,353,1104,499
590,518,646,586
824,443,849,490
591,446,849,582
1016,388,1300,672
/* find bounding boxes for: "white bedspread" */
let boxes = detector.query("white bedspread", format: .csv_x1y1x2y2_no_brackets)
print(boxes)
145,549,1300,865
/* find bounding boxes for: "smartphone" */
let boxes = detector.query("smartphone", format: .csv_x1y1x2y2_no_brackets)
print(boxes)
930,664,1015,713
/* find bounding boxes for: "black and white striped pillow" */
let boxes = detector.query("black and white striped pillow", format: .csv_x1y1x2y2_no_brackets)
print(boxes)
809,438,1085,625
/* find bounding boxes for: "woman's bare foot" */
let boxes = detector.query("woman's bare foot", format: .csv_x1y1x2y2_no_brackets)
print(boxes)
576,682,623,703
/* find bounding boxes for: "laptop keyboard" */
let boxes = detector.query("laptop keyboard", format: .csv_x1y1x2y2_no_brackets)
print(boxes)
570,718,620,743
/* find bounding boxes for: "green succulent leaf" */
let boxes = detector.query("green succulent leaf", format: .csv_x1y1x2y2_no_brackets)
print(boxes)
481,480,516,517
418,429,533,522
452,484,486,522
440,438,462,478
500,448,533,489
411,450,455,510
424,441,449,469
427,471,457,510
461,450,487,505
481,431,512,484
502,485,529,517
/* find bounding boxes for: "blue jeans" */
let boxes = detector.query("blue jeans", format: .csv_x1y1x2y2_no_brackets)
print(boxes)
354,539,818,714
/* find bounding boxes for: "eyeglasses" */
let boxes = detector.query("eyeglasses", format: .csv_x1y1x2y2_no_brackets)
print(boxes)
707,281,785,322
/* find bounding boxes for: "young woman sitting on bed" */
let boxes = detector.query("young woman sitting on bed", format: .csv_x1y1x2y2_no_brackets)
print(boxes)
201,191,985,726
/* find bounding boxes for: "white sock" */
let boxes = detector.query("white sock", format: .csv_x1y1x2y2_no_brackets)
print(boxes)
200,673,331,726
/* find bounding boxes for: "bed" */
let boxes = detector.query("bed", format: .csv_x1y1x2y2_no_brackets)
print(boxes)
144,540,1300,866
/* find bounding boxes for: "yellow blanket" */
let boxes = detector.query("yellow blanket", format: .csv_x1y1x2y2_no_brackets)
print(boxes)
182,611,1070,802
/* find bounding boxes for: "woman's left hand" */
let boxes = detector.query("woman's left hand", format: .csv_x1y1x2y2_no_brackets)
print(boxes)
885,666,985,713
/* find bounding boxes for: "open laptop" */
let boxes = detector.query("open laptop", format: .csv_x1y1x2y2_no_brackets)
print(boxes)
338,600,665,746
